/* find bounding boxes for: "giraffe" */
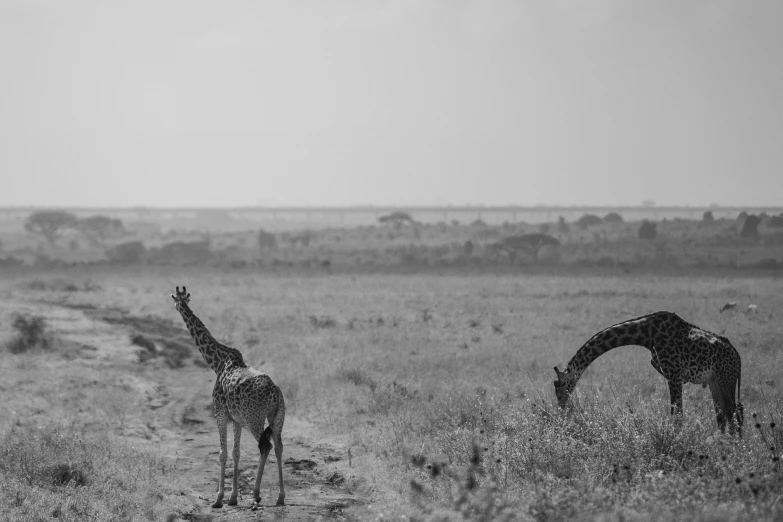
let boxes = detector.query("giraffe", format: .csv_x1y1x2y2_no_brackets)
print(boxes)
553,311,743,436
171,286,285,509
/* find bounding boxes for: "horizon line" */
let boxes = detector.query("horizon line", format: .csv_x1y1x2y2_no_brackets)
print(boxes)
0,204,781,213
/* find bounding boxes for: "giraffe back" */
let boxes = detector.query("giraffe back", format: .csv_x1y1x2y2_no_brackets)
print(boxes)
215,366,284,435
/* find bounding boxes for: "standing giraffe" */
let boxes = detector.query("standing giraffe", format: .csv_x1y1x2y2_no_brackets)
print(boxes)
553,311,743,435
171,286,285,509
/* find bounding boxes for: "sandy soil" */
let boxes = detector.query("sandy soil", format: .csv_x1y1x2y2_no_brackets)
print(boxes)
3,296,366,521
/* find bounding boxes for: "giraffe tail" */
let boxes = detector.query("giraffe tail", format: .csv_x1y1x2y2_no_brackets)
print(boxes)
259,425,273,455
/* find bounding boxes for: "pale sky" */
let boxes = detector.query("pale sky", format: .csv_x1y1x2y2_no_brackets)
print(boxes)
1,1,781,208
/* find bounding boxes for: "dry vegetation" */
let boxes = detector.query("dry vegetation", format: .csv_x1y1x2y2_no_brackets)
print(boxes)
0,210,782,520
0,266,781,521
2,209,783,273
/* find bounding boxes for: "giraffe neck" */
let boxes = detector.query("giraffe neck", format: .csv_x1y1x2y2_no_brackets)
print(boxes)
176,304,245,374
565,312,674,382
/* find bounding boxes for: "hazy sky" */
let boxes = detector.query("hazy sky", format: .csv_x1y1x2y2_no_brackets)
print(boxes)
1,1,781,208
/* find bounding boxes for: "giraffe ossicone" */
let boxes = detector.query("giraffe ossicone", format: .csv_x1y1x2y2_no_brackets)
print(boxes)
553,311,743,436
172,286,286,509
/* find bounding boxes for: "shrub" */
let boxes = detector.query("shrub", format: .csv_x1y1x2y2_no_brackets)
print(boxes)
576,214,602,229
76,215,126,244
557,216,570,234
638,220,657,240
150,239,211,264
308,315,337,328
257,229,278,249
739,214,761,238
703,211,714,222
106,240,146,264
603,212,624,223
7,313,49,353
767,214,783,228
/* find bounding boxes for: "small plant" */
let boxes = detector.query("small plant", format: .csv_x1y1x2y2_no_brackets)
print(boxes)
308,315,337,329
338,368,378,394
7,313,49,353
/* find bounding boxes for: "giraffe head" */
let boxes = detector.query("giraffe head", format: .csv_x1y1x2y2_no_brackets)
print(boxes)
171,286,191,313
553,366,577,407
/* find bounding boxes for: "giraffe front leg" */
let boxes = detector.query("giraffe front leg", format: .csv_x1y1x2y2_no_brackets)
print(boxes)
667,379,683,419
228,421,242,506
213,410,228,508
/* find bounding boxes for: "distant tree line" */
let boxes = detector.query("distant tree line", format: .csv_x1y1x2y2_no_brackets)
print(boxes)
24,211,126,245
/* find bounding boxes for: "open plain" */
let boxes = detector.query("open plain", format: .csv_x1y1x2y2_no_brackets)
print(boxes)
1,263,781,521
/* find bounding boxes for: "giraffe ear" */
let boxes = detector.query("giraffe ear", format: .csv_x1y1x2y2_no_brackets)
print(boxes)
554,366,564,379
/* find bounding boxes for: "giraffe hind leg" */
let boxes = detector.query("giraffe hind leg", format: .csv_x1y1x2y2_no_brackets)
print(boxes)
274,431,285,506
252,425,273,511
708,381,733,434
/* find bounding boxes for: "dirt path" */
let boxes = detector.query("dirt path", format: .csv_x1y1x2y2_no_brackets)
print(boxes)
7,297,365,521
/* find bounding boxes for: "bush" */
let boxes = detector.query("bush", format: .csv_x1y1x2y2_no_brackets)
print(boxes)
7,314,49,353
703,211,714,222
767,214,783,228
257,229,278,249
739,214,761,238
106,241,146,264
557,216,570,234
149,239,211,264
308,315,337,328
76,215,126,244
638,220,657,240
603,212,624,223
576,214,602,229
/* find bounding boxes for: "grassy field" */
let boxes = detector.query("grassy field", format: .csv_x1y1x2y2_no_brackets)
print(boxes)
1,266,782,521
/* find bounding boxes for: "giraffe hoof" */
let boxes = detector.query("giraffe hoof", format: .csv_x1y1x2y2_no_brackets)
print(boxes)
228,498,238,506
276,497,285,506
251,502,260,512
212,502,223,509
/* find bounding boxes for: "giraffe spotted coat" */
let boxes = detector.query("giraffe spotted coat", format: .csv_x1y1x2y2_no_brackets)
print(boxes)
554,311,743,435
172,286,286,509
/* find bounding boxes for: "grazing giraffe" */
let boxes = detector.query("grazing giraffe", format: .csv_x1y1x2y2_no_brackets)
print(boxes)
171,286,285,509
553,311,743,436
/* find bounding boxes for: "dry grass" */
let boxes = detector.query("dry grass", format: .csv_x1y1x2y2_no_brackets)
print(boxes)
0,267,781,520
0,423,186,522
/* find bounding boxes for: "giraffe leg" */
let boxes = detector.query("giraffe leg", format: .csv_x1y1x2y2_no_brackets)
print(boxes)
667,379,683,418
228,421,242,506
274,432,285,506
708,381,733,434
252,427,272,511
213,411,228,509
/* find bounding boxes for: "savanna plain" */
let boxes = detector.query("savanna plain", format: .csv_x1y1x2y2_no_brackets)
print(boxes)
1,267,782,521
